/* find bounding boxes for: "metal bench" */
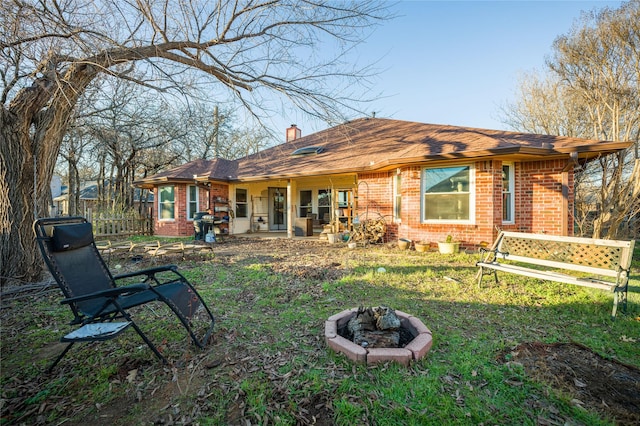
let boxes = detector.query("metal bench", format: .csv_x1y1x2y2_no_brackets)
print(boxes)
476,231,635,318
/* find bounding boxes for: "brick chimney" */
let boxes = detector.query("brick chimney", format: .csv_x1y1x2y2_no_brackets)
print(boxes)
286,124,301,142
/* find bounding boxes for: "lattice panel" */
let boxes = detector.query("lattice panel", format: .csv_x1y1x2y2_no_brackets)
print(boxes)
500,236,623,271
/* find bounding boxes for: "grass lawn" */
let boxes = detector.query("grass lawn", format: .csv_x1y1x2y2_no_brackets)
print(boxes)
1,237,639,425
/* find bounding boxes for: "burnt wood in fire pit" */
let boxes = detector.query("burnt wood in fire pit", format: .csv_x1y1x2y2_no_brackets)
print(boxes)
346,306,402,348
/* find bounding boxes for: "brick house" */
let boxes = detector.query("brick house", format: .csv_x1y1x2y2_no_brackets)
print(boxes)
134,118,631,248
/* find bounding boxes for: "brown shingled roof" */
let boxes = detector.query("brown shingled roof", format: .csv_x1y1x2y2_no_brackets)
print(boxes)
234,118,629,180
135,158,238,188
135,118,631,185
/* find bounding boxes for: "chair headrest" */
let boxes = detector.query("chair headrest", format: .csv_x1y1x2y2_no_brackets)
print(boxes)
51,222,94,251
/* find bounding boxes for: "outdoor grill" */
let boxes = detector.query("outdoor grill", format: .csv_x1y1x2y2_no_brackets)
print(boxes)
193,212,217,240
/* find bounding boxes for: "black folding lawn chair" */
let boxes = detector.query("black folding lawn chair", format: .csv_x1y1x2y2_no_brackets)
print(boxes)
33,216,215,372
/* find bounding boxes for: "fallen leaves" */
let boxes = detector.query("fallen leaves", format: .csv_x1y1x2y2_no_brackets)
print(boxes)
573,378,587,388
126,369,138,383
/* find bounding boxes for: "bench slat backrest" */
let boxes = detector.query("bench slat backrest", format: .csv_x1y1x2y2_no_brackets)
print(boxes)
495,232,635,278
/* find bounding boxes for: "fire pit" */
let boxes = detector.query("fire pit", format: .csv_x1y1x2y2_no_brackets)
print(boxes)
325,307,432,366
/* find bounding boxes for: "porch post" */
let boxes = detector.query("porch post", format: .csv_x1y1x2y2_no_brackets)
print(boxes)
287,179,293,238
562,170,569,236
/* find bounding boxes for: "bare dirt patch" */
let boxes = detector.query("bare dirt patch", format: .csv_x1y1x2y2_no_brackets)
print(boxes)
500,342,640,425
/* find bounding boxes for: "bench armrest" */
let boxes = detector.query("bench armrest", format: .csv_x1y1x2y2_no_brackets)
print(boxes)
478,247,509,262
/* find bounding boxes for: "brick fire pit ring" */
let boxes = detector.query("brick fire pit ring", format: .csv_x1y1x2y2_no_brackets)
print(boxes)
324,308,433,366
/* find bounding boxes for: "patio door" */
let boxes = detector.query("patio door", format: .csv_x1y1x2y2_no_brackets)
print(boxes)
269,187,287,231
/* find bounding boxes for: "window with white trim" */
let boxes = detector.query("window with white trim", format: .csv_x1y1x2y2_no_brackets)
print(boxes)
299,190,312,217
422,165,474,222
236,188,248,218
318,190,330,223
502,163,514,223
159,185,175,220
187,185,199,220
393,172,402,222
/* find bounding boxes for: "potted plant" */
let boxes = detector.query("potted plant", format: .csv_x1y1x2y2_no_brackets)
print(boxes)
414,241,429,253
438,235,460,254
398,238,412,250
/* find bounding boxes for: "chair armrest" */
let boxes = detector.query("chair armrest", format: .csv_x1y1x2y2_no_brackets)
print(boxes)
113,265,179,280
61,283,150,304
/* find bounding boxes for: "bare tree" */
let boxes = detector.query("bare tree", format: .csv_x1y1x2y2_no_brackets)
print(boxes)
57,82,110,216
223,124,272,159
67,83,264,214
79,79,183,210
501,1,640,239
0,0,389,284
59,127,88,216
131,98,273,165
171,100,239,161
549,2,640,239
501,72,590,138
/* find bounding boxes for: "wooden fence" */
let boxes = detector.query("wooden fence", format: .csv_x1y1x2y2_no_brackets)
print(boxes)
91,217,153,237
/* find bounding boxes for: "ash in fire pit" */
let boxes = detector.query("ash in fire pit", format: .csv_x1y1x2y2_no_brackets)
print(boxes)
325,307,433,365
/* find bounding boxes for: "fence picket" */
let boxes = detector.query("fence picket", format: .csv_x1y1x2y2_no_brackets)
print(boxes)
92,217,153,237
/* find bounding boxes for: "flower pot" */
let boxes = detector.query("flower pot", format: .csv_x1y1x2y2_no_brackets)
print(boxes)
437,241,460,254
398,238,411,250
414,242,429,253
327,233,339,244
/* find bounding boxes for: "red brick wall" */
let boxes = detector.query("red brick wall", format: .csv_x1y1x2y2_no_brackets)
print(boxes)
356,159,574,249
152,160,574,242
510,159,573,236
207,184,230,210
357,172,396,238
154,183,229,237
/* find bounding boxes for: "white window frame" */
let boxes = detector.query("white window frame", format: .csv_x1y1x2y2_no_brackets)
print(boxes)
393,172,402,223
158,185,175,221
502,163,515,224
299,189,313,217
318,189,331,223
187,185,199,220
235,188,248,218
422,164,476,224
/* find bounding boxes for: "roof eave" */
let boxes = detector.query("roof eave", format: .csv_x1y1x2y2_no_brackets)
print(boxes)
555,141,633,157
134,176,221,189
135,139,632,186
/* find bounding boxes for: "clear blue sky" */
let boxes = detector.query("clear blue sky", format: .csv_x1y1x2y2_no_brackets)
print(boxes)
274,0,623,137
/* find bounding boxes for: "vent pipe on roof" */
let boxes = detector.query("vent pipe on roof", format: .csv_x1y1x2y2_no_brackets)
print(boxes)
286,124,301,142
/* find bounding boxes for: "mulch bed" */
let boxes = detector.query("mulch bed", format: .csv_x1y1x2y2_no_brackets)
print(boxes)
500,342,640,425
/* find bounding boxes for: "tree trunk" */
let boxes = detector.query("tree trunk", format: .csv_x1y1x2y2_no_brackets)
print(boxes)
1,63,97,285
1,113,50,285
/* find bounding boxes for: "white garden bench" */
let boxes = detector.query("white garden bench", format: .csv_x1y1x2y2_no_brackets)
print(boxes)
476,231,635,318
